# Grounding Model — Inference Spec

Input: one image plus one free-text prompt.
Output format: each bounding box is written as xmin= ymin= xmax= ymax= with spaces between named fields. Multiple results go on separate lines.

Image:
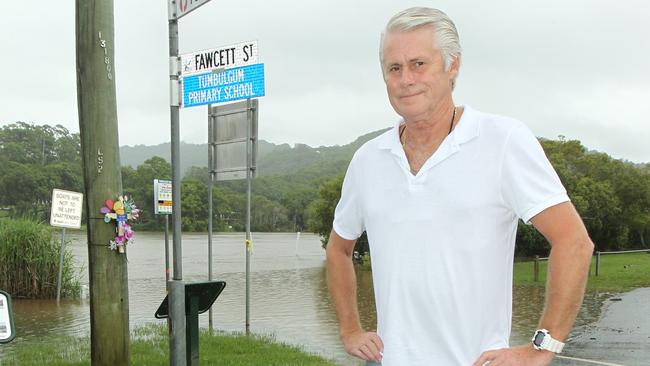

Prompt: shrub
xmin=0 ymin=219 xmax=80 ymax=298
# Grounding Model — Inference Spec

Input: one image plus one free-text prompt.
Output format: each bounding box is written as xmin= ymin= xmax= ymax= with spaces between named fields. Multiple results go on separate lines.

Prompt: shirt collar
xmin=377 ymin=105 xmax=480 ymax=152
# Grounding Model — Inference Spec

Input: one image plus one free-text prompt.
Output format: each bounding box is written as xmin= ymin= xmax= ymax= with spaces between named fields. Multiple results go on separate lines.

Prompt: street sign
xmin=0 ymin=291 xmax=16 ymax=344
xmin=170 ymin=0 xmax=212 ymax=20
xmin=181 ymin=41 xmax=258 ymax=76
xmin=209 ymin=99 xmax=258 ymax=181
xmin=154 ymin=179 xmax=173 ymax=215
xmin=183 ymin=63 xmax=265 ymax=108
xmin=155 ymin=281 xmax=227 ymax=365
xmin=50 ymin=189 xmax=84 ymax=229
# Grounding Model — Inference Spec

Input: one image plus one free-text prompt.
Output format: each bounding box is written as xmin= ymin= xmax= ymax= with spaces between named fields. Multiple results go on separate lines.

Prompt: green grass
xmin=514 ymin=252 xmax=650 ymax=290
xmin=1 ymin=324 xmax=338 ymax=366
xmin=361 ymin=252 xmax=650 ymax=291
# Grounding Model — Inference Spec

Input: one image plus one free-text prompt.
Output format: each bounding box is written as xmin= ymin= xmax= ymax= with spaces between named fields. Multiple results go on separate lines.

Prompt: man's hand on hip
xmin=473 ymin=344 xmax=555 ymax=366
xmin=341 ymin=330 xmax=384 ymax=363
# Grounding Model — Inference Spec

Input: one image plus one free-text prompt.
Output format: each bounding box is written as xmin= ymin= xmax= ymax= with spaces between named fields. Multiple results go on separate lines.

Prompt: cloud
xmin=1 ymin=0 xmax=649 ymax=163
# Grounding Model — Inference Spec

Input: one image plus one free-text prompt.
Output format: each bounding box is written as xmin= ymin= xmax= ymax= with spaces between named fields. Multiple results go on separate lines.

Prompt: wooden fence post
xmin=534 ymin=255 xmax=540 ymax=282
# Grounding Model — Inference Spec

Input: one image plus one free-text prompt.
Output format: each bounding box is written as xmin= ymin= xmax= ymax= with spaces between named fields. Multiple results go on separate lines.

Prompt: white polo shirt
xmin=333 ymin=106 xmax=569 ymax=365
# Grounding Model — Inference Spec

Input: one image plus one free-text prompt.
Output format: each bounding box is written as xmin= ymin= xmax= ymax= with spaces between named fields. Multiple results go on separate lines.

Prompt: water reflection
xmin=9 ymin=298 xmax=90 ymax=339
xmin=0 ymin=232 xmax=618 ymax=366
xmin=355 ymin=267 xmax=377 ymax=334
xmin=510 ymin=286 xmax=614 ymax=345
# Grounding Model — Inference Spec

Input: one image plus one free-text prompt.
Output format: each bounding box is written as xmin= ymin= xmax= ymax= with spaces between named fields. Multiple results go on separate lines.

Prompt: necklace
xmin=400 ymin=107 xmax=456 ymax=175
xmin=399 ymin=106 xmax=456 ymax=148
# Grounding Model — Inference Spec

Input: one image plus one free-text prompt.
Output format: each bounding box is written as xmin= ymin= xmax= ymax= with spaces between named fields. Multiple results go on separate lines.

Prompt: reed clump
xmin=0 ymin=219 xmax=80 ymax=298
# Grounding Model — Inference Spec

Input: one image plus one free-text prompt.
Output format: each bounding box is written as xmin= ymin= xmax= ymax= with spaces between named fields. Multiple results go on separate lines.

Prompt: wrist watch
xmin=531 ymin=329 xmax=564 ymax=353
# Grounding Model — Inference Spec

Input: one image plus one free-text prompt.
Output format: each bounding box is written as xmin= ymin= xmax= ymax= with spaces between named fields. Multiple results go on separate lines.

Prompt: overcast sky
xmin=2 ymin=1 xmax=649 ymax=162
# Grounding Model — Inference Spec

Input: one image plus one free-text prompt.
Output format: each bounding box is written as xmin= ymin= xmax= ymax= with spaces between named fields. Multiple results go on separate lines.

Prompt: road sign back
xmin=170 ymin=0 xmax=212 ymax=20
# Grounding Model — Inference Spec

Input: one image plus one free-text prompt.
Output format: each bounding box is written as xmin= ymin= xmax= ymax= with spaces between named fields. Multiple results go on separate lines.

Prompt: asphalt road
xmin=554 ymin=287 xmax=650 ymax=366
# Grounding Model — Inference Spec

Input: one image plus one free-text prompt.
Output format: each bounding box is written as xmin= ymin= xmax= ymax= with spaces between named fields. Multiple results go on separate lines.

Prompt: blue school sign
xmin=182 ymin=63 xmax=265 ymax=108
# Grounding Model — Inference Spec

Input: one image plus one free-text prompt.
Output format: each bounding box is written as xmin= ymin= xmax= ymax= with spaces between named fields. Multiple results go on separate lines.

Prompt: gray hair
xmin=380 ymin=7 xmax=462 ymax=88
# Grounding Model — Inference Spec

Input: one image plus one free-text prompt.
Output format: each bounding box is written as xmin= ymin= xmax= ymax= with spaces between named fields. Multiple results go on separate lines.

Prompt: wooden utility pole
xmin=76 ymin=1 xmax=130 ymax=365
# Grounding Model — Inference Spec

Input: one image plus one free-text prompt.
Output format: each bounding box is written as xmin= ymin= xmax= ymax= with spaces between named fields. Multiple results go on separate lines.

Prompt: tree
xmin=307 ymin=175 xmax=343 ymax=247
xmin=307 ymin=174 xmax=369 ymax=254
xmin=571 ymin=177 xmax=623 ymax=250
xmin=212 ymin=185 xmax=241 ymax=231
xmin=181 ymin=179 xmax=208 ymax=232
xmin=3 ymin=121 xmax=650 ymax=251
xmin=282 ymin=187 xmax=315 ymax=231
xmin=515 ymin=222 xmax=547 ymax=257
xmin=184 ymin=166 xmax=209 ymax=185
xmin=0 ymin=122 xmax=79 ymax=166
xmin=0 ymin=122 xmax=83 ymax=221
xmin=121 ymin=156 xmax=171 ymax=229
xmin=251 ymin=194 xmax=289 ymax=232
xmin=0 ymin=162 xmax=48 ymax=218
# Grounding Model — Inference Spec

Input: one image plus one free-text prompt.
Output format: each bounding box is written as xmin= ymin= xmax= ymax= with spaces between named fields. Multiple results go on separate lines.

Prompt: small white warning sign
xmin=50 ymin=189 xmax=84 ymax=229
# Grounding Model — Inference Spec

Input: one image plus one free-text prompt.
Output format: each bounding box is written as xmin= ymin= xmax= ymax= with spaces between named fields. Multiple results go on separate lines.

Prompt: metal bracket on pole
xmin=169 ymin=56 xmax=181 ymax=77
xmin=170 ymin=80 xmax=181 ymax=107
xmin=169 ymin=56 xmax=181 ymax=107
xmin=168 ymin=0 xmax=177 ymax=20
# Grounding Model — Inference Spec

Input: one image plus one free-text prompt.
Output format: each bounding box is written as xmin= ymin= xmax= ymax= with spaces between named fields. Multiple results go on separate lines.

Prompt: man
xmin=326 ymin=7 xmax=593 ymax=366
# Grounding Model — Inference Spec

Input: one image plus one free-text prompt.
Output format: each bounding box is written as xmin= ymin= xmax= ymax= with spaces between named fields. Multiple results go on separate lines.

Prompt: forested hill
xmin=119 ymin=128 xmax=390 ymax=177
xmin=4 ymin=121 xmax=650 ymax=255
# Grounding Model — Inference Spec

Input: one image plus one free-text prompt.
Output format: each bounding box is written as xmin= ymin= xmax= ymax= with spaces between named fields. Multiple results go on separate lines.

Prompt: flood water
xmin=1 ymin=232 xmax=615 ymax=365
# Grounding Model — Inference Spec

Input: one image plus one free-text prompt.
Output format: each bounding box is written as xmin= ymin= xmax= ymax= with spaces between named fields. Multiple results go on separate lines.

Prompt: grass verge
xmin=514 ymin=252 xmax=650 ymax=290
xmin=1 ymin=324 xmax=338 ymax=366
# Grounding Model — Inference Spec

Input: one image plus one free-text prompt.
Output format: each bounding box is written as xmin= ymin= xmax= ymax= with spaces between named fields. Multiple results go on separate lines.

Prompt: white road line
xmin=557 ymin=355 xmax=627 ymax=366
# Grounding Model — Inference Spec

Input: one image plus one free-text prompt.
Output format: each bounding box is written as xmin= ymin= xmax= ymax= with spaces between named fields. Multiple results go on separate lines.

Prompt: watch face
xmin=533 ymin=331 xmax=545 ymax=347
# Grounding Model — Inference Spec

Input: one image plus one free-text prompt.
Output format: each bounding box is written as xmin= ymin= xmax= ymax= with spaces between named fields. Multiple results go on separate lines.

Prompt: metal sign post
xmin=168 ymin=0 xmax=266 ymax=357
xmin=209 ymin=99 xmax=258 ymax=334
xmin=165 ymin=216 xmax=171 ymax=280
xmin=244 ymin=99 xmax=254 ymax=335
xmin=56 ymin=228 xmax=66 ymax=302
xmin=207 ymin=121 xmax=215 ymax=332
xmin=182 ymin=41 xmax=263 ymax=332
xmin=167 ymin=1 xmax=189 ymax=363
xmin=49 ymin=189 xmax=83 ymax=303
